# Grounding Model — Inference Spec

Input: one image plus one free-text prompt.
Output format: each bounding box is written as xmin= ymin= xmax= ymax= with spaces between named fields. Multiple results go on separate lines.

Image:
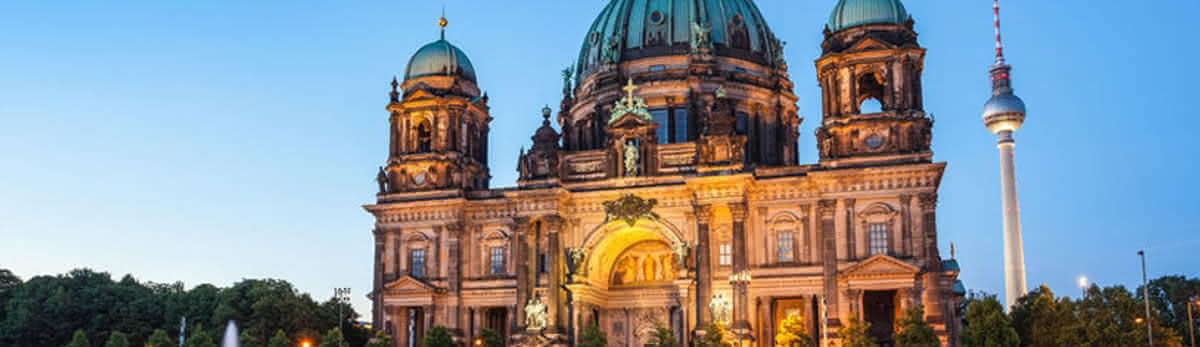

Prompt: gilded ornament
xmin=603 ymin=194 xmax=660 ymax=227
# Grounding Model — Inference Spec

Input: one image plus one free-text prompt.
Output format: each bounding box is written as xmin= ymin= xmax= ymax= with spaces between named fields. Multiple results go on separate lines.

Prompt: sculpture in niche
xmin=525 ymin=296 xmax=548 ymax=331
xmin=610 ymin=241 xmax=677 ymax=286
xmin=672 ymin=241 xmax=690 ymax=268
xmin=624 ymin=141 xmax=639 ymax=176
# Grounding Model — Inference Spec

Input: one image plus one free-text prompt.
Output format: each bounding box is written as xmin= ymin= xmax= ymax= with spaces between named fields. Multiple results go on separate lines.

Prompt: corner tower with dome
xmin=365 ymin=2 xmax=963 ymax=346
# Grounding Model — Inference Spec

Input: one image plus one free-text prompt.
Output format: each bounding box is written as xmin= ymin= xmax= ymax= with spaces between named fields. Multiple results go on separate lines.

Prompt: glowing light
xmin=1077 ymin=276 xmax=1088 ymax=289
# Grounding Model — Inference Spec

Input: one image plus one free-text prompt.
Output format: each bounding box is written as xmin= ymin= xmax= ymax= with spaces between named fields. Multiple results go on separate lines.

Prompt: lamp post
xmin=1077 ymin=276 xmax=1088 ymax=298
xmin=1138 ymin=250 xmax=1152 ymax=346
xmin=335 ymin=288 xmax=352 ymax=336
xmin=1188 ymin=297 xmax=1196 ymax=347
xmin=728 ymin=270 xmax=752 ymax=347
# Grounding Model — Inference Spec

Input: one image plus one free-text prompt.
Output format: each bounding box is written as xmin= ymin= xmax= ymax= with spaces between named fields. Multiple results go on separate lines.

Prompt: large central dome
xmin=576 ymin=0 xmax=780 ymax=81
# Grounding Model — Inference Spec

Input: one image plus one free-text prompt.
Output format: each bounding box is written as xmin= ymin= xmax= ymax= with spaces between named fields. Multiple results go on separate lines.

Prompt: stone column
xmin=694 ymin=204 xmax=714 ymax=329
xmin=545 ymin=216 xmax=566 ymax=333
xmin=918 ymin=193 xmax=940 ymax=268
xmin=512 ymin=217 xmax=532 ymax=332
xmin=817 ymin=200 xmax=839 ymax=320
xmin=900 ymin=194 xmax=913 ymax=257
xmin=730 ymin=202 xmax=751 ymax=331
xmin=374 ymin=229 xmax=385 ymax=328
xmin=844 ymin=199 xmax=856 ymax=259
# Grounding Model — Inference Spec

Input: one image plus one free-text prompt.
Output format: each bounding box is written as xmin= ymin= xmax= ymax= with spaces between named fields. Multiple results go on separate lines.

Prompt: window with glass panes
xmin=719 ymin=243 xmax=732 ymax=266
xmin=489 ymin=247 xmax=505 ymax=275
xmin=652 ymin=108 xmax=692 ymax=144
xmin=869 ymin=224 xmax=889 ymax=255
xmin=777 ymin=231 xmax=795 ymax=262
xmin=410 ymin=249 xmax=426 ymax=278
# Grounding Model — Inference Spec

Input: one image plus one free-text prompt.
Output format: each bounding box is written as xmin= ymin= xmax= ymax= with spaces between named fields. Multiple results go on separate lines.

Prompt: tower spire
xmin=438 ymin=6 xmax=448 ymax=40
xmin=993 ymin=0 xmax=1004 ymax=64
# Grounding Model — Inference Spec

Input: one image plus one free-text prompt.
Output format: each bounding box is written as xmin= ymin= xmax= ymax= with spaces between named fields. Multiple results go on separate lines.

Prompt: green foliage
xmin=1004 ymin=283 xmax=1186 ymax=347
xmin=578 ymin=324 xmax=608 ymax=347
xmin=64 ymin=329 xmax=90 ymax=347
xmin=694 ymin=322 xmax=729 ymax=347
xmin=185 ymin=329 xmax=217 ymax=347
xmin=837 ymin=313 xmax=876 ymax=347
xmin=894 ymin=306 xmax=938 ymax=347
xmin=240 ymin=328 xmax=262 ymax=347
xmin=421 ymin=325 xmax=455 ymax=347
xmin=479 ymin=328 xmax=504 ymax=347
xmin=147 ymin=329 xmax=175 ymax=347
xmin=267 ymin=329 xmax=290 ymax=347
xmin=774 ymin=312 xmax=814 ymax=347
xmin=647 ymin=325 xmax=680 ymax=347
xmin=1140 ymin=275 xmax=1200 ymax=344
xmin=318 ymin=327 xmax=347 ymax=347
xmin=0 ymin=268 xmax=368 ymax=347
xmin=104 ymin=331 xmax=131 ymax=347
xmin=960 ymin=293 xmax=1018 ymax=347
xmin=366 ymin=329 xmax=394 ymax=347
xmin=1009 ymin=285 xmax=1081 ymax=347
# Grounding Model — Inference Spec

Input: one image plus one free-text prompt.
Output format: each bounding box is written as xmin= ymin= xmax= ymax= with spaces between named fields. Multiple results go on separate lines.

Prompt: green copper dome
xmin=576 ymin=0 xmax=783 ymax=81
xmin=404 ymin=39 xmax=477 ymax=83
xmin=826 ymin=0 xmax=910 ymax=33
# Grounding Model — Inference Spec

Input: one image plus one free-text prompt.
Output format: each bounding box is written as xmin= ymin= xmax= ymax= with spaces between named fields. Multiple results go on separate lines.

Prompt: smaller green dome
xmin=404 ymin=39 xmax=477 ymax=83
xmin=827 ymin=0 xmax=910 ymax=33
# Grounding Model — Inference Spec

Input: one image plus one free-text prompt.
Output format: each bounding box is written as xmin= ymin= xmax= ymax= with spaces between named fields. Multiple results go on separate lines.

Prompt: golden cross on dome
xmin=622 ymin=78 xmax=638 ymax=108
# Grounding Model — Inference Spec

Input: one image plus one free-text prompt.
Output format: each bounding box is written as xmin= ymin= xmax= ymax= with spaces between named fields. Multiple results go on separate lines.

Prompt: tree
xmin=318 ymin=327 xmax=347 ymax=347
xmin=578 ymin=324 xmax=608 ymax=347
xmin=104 ymin=331 xmax=130 ymax=347
xmin=961 ymin=293 xmax=1019 ymax=347
xmin=366 ymin=329 xmax=393 ymax=347
xmin=64 ymin=329 xmax=90 ymax=347
xmin=240 ymin=328 xmax=262 ymax=347
xmin=837 ymin=314 xmax=876 ymax=347
xmin=1078 ymin=284 xmax=1183 ymax=347
xmin=479 ymin=328 xmax=504 ymax=347
xmin=894 ymin=306 xmax=938 ymax=347
xmin=1009 ymin=285 xmax=1081 ymax=347
xmin=147 ymin=329 xmax=175 ymax=347
xmin=267 ymin=329 xmax=290 ymax=347
xmin=1141 ymin=275 xmax=1200 ymax=343
xmin=775 ymin=313 xmax=815 ymax=347
xmin=185 ymin=329 xmax=217 ymax=347
xmin=694 ymin=322 xmax=729 ymax=347
xmin=421 ymin=325 xmax=454 ymax=347
xmin=647 ymin=325 xmax=680 ymax=347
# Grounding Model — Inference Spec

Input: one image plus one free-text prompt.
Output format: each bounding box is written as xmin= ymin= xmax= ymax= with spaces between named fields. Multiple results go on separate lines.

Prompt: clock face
xmin=865 ymin=135 xmax=884 ymax=149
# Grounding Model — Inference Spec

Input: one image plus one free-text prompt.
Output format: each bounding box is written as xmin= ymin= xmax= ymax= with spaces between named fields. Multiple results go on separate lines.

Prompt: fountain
xmin=221 ymin=320 xmax=239 ymax=347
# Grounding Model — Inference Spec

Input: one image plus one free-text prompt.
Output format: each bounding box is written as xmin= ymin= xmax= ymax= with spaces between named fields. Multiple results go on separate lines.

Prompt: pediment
xmin=841 ymin=254 xmax=919 ymax=279
xmin=846 ymin=36 xmax=896 ymax=53
xmin=608 ymin=112 xmax=658 ymax=129
xmin=403 ymin=88 xmax=437 ymax=101
xmin=383 ymin=276 xmax=437 ymax=293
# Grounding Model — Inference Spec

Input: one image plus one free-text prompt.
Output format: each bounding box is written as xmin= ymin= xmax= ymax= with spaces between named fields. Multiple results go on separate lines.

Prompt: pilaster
xmin=817 ymin=199 xmax=839 ymax=319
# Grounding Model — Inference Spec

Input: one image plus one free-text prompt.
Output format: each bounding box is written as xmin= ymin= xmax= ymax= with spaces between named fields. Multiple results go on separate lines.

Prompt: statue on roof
xmin=608 ymin=78 xmax=652 ymax=124
xmin=690 ymin=22 xmax=712 ymax=53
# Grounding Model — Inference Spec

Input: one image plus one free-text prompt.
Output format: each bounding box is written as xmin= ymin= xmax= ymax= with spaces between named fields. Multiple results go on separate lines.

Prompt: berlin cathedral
xmin=365 ymin=0 xmax=965 ymax=346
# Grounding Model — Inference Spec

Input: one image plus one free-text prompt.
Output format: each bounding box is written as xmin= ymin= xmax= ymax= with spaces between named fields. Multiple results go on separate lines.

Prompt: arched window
xmin=857 ymin=73 xmax=886 ymax=113
xmin=415 ymin=121 xmax=432 ymax=153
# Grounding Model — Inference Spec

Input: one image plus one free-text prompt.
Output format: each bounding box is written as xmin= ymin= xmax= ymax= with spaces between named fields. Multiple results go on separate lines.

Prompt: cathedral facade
xmin=365 ymin=1 xmax=964 ymax=346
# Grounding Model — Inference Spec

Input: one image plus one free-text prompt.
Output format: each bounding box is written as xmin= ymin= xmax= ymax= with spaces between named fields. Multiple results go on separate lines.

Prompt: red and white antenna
xmin=993 ymin=0 xmax=1005 ymax=63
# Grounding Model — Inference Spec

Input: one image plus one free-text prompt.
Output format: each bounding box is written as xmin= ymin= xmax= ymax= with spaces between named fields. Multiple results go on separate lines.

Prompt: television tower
xmin=982 ymin=0 xmax=1028 ymax=309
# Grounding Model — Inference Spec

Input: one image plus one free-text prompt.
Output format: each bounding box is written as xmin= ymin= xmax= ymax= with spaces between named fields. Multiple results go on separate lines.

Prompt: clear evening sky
xmin=2 ymin=1 xmax=1196 ymax=316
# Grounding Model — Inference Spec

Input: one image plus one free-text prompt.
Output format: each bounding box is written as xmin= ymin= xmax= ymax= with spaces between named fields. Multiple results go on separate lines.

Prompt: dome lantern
xmin=826 ymin=0 xmax=911 ymax=33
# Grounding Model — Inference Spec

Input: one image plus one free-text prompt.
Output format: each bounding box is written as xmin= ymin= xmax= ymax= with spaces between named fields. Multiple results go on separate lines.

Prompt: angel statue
xmin=624 ymin=141 xmax=640 ymax=176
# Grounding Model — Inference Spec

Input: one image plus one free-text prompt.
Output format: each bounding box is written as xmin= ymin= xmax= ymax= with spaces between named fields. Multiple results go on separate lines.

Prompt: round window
xmin=865 ymin=135 xmax=884 ymax=149
xmin=649 ymin=11 xmax=665 ymax=25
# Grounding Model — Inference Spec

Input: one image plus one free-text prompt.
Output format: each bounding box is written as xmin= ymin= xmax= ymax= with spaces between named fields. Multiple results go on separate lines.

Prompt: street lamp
xmin=300 ymin=340 xmax=313 ymax=347
xmin=728 ymin=270 xmax=753 ymax=347
xmin=1138 ymin=250 xmax=1153 ymax=346
xmin=334 ymin=288 xmax=352 ymax=336
xmin=1077 ymin=276 xmax=1088 ymax=298
xmin=1187 ymin=297 xmax=1197 ymax=347
xmin=474 ymin=337 xmax=484 ymax=347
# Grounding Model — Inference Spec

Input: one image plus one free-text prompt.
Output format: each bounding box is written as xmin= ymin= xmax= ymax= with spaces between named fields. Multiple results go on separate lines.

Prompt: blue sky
xmin=1 ymin=1 xmax=1197 ymax=316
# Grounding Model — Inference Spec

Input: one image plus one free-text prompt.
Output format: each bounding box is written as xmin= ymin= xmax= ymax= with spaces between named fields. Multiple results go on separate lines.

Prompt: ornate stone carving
xmin=624 ymin=141 xmax=640 ymax=176
xmin=603 ymin=194 xmax=660 ymax=227
xmin=376 ymin=166 xmax=390 ymax=194
xmin=673 ymin=241 xmax=691 ymax=268
xmin=690 ymin=22 xmax=712 ymax=53
xmin=524 ymin=295 xmax=548 ymax=331
xmin=918 ymin=193 xmax=938 ymax=211
xmin=709 ymin=292 xmax=731 ymax=324
xmin=609 ymin=78 xmax=652 ymax=124
xmin=817 ymin=200 xmax=838 ymax=217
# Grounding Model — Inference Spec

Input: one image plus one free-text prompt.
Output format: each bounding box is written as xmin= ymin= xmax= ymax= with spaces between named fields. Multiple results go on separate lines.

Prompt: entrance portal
xmin=863 ymin=290 xmax=896 ymax=347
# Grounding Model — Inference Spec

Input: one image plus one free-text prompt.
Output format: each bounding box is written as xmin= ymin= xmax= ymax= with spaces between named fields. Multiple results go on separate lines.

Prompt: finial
xmin=438 ymin=6 xmax=448 ymax=40
xmin=389 ymin=76 xmax=400 ymax=102
xmin=622 ymin=78 xmax=638 ymax=108
xmin=993 ymin=0 xmax=1005 ymax=64
xmin=951 ymin=241 xmax=956 ymax=259
xmin=542 ymin=105 xmax=552 ymax=120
